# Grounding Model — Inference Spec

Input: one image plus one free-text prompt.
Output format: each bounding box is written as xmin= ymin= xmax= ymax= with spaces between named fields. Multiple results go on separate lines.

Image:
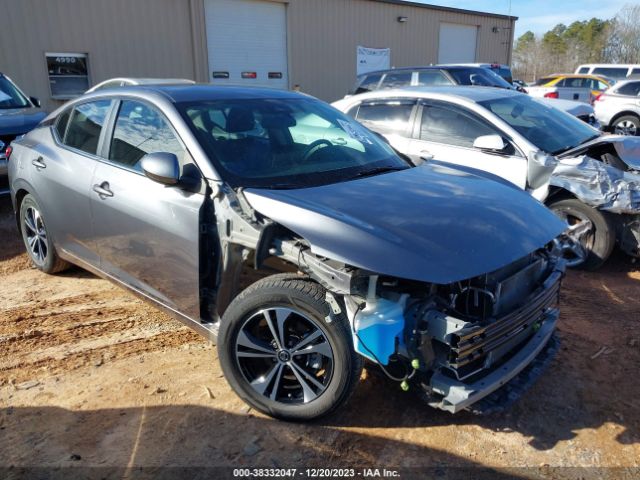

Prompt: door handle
xmin=93 ymin=182 xmax=114 ymax=198
xmin=32 ymin=157 xmax=46 ymax=170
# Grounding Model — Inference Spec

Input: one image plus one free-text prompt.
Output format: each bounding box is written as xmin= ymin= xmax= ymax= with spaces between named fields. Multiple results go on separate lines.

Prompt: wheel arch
xmin=609 ymin=110 xmax=640 ymax=128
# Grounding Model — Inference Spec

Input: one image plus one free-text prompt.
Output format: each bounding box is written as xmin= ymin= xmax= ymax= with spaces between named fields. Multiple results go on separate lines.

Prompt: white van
xmin=575 ymin=64 xmax=640 ymax=80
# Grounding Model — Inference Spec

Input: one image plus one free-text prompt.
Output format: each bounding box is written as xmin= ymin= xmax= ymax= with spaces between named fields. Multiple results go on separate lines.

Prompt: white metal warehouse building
xmin=0 ymin=0 xmax=516 ymax=111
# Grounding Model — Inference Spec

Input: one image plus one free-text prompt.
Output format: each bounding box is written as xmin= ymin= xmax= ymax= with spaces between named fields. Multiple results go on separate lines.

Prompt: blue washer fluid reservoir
xmin=354 ymin=293 xmax=408 ymax=365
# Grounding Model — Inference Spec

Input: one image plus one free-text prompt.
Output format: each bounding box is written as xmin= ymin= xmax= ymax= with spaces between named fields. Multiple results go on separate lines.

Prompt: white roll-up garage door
xmin=204 ymin=0 xmax=289 ymax=89
xmin=438 ymin=23 xmax=478 ymax=64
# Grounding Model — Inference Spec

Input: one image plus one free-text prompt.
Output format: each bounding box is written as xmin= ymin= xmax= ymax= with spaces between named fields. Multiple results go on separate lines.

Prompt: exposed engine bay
xmin=207 ymin=182 xmax=566 ymax=413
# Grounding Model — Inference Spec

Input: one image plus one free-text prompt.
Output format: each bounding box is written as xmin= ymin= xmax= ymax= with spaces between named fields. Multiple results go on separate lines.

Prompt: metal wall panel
xmin=0 ymin=0 xmax=515 ymax=109
xmin=285 ymin=0 xmax=515 ymax=101
xmin=0 ymin=0 xmax=201 ymax=112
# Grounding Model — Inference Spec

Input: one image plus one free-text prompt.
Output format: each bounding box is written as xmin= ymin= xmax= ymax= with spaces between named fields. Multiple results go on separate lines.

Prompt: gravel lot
xmin=1 ymin=195 xmax=639 ymax=479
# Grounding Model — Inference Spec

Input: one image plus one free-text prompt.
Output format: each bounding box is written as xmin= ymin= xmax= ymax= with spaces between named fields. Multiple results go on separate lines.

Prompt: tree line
xmin=513 ymin=3 xmax=640 ymax=82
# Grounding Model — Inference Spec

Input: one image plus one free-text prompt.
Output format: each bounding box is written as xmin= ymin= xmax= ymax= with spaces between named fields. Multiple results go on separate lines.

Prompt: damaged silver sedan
xmin=8 ymin=85 xmax=566 ymax=420
xmin=334 ymin=87 xmax=640 ymax=269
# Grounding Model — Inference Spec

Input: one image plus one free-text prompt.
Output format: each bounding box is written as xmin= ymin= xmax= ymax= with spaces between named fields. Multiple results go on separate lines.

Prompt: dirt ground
xmin=1 ymin=194 xmax=639 ymax=480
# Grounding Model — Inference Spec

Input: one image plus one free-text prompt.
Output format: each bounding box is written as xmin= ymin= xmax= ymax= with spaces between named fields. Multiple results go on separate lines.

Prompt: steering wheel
xmin=301 ymin=139 xmax=334 ymax=162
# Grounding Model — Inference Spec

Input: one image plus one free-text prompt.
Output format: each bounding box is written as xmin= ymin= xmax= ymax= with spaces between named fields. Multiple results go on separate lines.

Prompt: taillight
xmin=4 ymin=146 xmax=12 ymax=161
xmin=594 ymin=93 xmax=605 ymax=102
xmin=544 ymin=92 xmax=559 ymax=99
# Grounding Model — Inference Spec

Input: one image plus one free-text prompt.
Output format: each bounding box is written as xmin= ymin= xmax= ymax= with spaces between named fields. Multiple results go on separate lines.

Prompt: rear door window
xmin=417 ymin=70 xmax=453 ymax=86
xmin=380 ymin=72 xmax=412 ymax=89
xmin=577 ymin=67 xmax=590 ymax=74
xmin=63 ymin=100 xmax=112 ymax=155
xmin=593 ymin=67 xmax=628 ymax=79
xmin=356 ymin=101 xmax=415 ymax=135
xmin=108 ymin=100 xmax=186 ymax=171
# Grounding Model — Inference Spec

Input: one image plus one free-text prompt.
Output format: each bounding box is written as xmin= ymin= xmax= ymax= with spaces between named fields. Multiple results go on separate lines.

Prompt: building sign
xmin=357 ymin=46 xmax=390 ymax=76
xmin=45 ymin=53 xmax=89 ymax=99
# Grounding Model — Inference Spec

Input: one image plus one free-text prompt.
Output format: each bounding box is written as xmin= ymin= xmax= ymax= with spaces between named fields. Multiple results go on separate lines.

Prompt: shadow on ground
xmin=0 ymin=405 xmax=530 ymax=480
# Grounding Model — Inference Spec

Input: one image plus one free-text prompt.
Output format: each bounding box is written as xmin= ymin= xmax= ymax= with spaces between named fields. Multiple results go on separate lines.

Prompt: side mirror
xmin=140 ymin=152 xmax=180 ymax=186
xmin=30 ymin=97 xmax=41 ymax=108
xmin=473 ymin=134 xmax=507 ymax=152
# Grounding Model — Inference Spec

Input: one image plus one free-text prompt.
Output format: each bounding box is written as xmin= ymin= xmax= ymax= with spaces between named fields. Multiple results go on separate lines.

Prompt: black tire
xmin=612 ymin=114 xmax=639 ymax=136
xmin=218 ymin=273 xmax=363 ymax=421
xmin=547 ymin=198 xmax=615 ymax=270
xmin=19 ymin=194 xmax=69 ymax=274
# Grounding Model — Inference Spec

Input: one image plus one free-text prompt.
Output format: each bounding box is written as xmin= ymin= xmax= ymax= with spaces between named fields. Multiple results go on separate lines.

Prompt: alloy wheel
xmin=234 ymin=307 xmax=334 ymax=404
xmin=555 ymin=211 xmax=594 ymax=267
xmin=614 ymin=119 xmax=638 ymax=136
xmin=23 ymin=206 xmax=48 ymax=265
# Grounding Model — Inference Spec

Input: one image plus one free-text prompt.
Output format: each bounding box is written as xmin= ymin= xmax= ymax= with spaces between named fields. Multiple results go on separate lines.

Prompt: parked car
xmin=548 ymin=98 xmax=599 ymax=128
xmin=593 ymin=79 xmax=640 ymax=136
xmin=527 ymin=74 xmax=611 ymax=104
xmin=0 ymin=73 xmax=46 ymax=180
xmin=576 ymin=64 xmax=640 ymax=81
xmin=333 ymin=87 xmax=640 ymax=269
xmin=439 ymin=63 xmax=513 ymax=84
xmin=8 ymin=85 xmax=567 ymax=420
xmin=350 ymin=66 xmax=515 ymax=95
xmin=86 ymin=77 xmax=195 ymax=93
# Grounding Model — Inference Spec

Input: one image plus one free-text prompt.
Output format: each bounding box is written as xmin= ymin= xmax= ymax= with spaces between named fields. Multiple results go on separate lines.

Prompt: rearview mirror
xmin=473 ymin=134 xmax=507 ymax=152
xmin=30 ymin=97 xmax=41 ymax=108
xmin=141 ymin=152 xmax=180 ymax=186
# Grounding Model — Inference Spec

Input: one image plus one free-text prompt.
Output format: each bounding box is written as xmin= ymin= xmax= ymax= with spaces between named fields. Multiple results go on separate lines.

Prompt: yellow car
xmin=527 ymin=74 xmax=612 ymax=104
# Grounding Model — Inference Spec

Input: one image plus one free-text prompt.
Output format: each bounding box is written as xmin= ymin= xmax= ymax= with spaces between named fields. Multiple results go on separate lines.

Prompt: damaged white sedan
xmin=334 ymin=87 xmax=640 ymax=269
xmin=9 ymin=85 xmax=567 ymax=420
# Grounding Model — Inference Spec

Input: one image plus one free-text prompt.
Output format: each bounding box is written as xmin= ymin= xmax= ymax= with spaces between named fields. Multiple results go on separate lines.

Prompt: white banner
xmin=357 ymin=46 xmax=391 ymax=76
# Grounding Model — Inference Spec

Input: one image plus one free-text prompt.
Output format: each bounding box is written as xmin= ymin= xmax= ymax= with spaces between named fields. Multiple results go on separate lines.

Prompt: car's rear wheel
xmin=218 ymin=274 xmax=362 ymax=421
xmin=547 ymin=198 xmax=615 ymax=270
xmin=612 ymin=115 xmax=639 ymax=136
xmin=19 ymin=194 xmax=69 ymax=274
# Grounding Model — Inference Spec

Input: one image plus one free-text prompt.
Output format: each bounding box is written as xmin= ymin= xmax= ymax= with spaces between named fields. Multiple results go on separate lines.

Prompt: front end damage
xmin=267 ymin=231 xmax=564 ymax=414
xmin=552 ymin=136 xmax=640 ymax=257
xmin=207 ymin=164 xmax=568 ymax=414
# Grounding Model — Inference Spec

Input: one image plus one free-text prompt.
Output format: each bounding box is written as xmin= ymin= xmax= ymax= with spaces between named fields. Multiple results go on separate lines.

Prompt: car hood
xmin=0 ymin=107 xmax=46 ymax=136
xmin=244 ymin=164 xmax=565 ymax=284
xmin=559 ymin=135 xmax=640 ymax=170
xmin=539 ymin=98 xmax=593 ymax=117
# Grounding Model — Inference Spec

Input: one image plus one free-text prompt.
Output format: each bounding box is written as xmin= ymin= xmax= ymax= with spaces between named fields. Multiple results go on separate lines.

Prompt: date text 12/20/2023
xmin=233 ymin=468 xmax=400 ymax=478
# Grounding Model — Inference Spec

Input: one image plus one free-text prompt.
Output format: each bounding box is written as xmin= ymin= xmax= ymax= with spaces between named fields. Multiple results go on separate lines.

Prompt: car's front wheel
xmin=547 ymin=198 xmax=615 ymax=270
xmin=19 ymin=194 xmax=69 ymax=274
xmin=218 ymin=274 xmax=362 ymax=421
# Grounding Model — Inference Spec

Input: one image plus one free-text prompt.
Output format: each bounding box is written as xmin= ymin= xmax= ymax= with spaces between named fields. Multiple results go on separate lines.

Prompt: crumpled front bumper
xmin=427 ymin=309 xmax=559 ymax=413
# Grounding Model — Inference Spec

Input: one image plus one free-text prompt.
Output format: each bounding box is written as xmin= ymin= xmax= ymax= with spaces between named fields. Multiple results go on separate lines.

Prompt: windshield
xmin=479 ymin=95 xmax=599 ymax=154
xmin=179 ymin=97 xmax=409 ymax=189
xmin=447 ymin=68 xmax=514 ymax=89
xmin=0 ymin=76 xmax=30 ymax=109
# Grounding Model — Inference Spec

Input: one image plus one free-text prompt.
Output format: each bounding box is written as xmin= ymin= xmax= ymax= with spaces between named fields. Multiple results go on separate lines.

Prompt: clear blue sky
xmin=405 ymin=0 xmax=630 ymax=38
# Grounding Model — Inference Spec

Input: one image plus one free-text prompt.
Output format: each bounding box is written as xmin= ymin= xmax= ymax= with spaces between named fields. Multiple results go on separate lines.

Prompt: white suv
xmin=594 ymin=79 xmax=640 ymax=136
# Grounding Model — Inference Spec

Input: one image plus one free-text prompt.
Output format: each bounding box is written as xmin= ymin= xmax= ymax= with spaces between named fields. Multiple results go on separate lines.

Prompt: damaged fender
xmin=551 ymin=156 xmax=640 ymax=214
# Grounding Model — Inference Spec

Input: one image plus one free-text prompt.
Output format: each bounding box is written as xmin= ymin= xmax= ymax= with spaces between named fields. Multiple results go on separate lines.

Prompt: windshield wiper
xmin=350 ymin=165 xmax=408 ymax=179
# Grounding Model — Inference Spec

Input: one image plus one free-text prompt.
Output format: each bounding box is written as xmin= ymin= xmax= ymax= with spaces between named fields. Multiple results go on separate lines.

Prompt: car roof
xmin=544 ymin=73 xmax=608 ymax=80
xmin=346 ymin=85 xmax=518 ymax=103
xmin=359 ymin=65 xmax=488 ymax=77
xmin=99 ymin=84 xmax=306 ymax=103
